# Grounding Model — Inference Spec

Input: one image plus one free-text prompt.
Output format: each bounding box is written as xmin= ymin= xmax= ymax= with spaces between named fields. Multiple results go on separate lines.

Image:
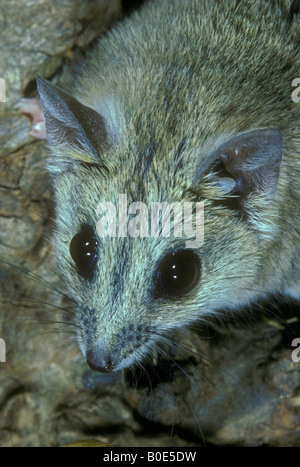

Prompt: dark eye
xmin=70 ymin=225 xmax=98 ymax=279
xmin=156 ymin=250 xmax=201 ymax=298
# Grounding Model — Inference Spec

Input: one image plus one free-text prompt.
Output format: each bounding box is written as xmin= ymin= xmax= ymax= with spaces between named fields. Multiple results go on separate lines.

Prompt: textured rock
xmin=0 ymin=0 xmax=121 ymax=107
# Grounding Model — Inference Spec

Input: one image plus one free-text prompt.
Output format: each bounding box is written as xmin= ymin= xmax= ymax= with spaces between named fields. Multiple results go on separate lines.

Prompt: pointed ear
xmin=196 ymin=128 xmax=282 ymax=207
xmin=36 ymin=76 xmax=109 ymax=173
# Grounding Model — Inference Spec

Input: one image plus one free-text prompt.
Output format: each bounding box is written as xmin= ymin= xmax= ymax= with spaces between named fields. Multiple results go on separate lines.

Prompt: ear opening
xmin=195 ymin=128 xmax=283 ymax=236
xmin=197 ymin=128 xmax=282 ymax=201
xmin=206 ymin=158 xmax=242 ymax=211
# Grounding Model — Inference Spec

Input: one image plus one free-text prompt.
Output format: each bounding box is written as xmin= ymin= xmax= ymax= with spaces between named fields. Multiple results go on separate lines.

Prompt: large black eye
xmin=70 ymin=225 xmax=98 ymax=279
xmin=156 ymin=250 xmax=201 ymax=298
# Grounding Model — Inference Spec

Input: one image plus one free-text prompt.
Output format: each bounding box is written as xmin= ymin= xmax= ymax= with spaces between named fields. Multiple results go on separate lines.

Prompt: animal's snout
xmin=86 ymin=350 xmax=115 ymax=373
xmin=84 ymin=322 xmax=154 ymax=372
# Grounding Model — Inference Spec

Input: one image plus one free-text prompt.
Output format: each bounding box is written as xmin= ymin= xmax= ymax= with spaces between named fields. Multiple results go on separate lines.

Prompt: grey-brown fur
xmin=37 ymin=0 xmax=300 ymax=372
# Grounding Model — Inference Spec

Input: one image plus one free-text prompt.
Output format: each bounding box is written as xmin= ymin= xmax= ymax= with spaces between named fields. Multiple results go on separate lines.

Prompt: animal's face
xmin=36 ymin=74 xmax=282 ymax=372
xmin=50 ymin=141 xmax=273 ymax=372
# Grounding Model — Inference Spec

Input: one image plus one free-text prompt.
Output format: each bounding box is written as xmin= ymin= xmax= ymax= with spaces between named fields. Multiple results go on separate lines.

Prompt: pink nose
xmin=86 ymin=351 xmax=115 ymax=373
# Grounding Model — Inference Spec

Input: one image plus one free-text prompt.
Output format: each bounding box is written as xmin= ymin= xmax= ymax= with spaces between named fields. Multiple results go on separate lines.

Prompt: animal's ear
xmin=36 ymin=76 xmax=109 ymax=173
xmin=196 ymin=128 xmax=282 ymax=206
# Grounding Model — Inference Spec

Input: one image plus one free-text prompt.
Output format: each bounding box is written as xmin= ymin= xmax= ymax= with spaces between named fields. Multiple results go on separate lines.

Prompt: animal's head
xmin=37 ymin=76 xmax=282 ymax=372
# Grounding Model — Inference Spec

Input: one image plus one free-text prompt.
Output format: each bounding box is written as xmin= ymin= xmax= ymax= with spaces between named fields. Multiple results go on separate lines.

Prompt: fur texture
xmin=37 ymin=0 xmax=300 ymax=371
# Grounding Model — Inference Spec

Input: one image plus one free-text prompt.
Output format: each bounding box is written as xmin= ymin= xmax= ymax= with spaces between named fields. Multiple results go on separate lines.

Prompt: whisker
xmin=1 ymin=292 xmax=75 ymax=315
xmin=154 ymin=343 xmax=207 ymax=444
xmin=0 ymin=260 xmax=75 ymax=304
xmin=157 ymin=347 xmax=209 ymax=401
